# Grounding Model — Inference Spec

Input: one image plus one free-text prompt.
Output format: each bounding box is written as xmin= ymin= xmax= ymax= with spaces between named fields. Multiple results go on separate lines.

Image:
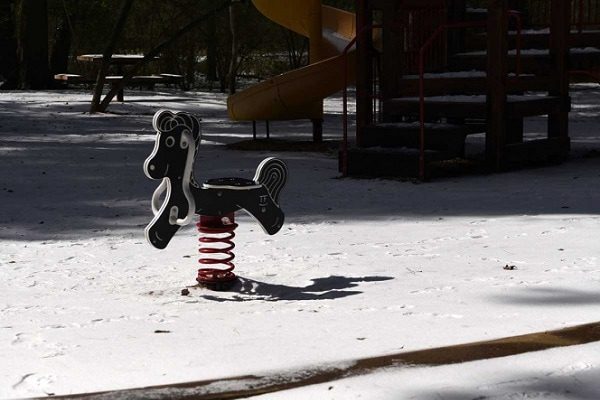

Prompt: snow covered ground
xmin=1 ymin=85 xmax=599 ymax=399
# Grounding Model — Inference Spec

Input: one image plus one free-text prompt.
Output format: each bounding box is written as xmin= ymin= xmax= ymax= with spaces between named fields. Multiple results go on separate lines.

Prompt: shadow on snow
xmin=1 ymin=93 xmax=599 ymax=241
xmin=200 ymin=275 xmax=394 ymax=302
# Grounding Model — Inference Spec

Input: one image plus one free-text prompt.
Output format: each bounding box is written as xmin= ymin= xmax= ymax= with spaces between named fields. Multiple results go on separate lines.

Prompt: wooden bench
xmin=157 ymin=73 xmax=185 ymax=84
xmin=53 ymin=73 xmax=95 ymax=84
xmin=54 ymin=73 xmax=183 ymax=100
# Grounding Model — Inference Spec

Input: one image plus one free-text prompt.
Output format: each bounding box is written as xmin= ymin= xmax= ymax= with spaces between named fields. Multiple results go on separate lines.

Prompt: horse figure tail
xmin=254 ymin=157 xmax=288 ymax=204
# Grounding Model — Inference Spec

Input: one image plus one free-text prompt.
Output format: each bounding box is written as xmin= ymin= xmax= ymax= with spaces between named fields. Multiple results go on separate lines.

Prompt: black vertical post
xmin=447 ymin=0 xmax=466 ymax=56
xmin=116 ymin=64 xmax=124 ymax=102
xmin=17 ymin=0 xmax=50 ymax=89
xmin=548 ymin=0 xmax=570 ymax=153
xmin=486 ymin=0 xmax=508 ymax=170
xmin=311 ymin=118 xmax=323 ymax=143
xmin=355 ymin=0 xmax=371 ymax=147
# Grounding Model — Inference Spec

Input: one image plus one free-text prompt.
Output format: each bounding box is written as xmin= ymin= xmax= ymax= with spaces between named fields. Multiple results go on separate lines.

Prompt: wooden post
xmin=90 ymin=0 xmax=134 ymax=112
xmin=16 ymin=0 xmax=50 ymax=89
xmin=311 ymin=119 xmax=323 ymax=143
xmin=506 ymin=118 xmax=524 ymax=144
xmin=548 ymin=0 xmax=570 ymax=151
xmin=447 ymin=0 xmax=466 ymax=56
xmin=307 ymin=0 xmax=324 ymax=129
xmin=381 ymin=1 xmax=403 ymax=101
xmin=486 ymin=0 xmax=508 ymax=170
xmin=506 ymin=0 xmax=519 ymax=10
xmin=116 ymin=65 xmax=124 ymax=102
xmin=355 ymin=0 xmax=372 ymax=147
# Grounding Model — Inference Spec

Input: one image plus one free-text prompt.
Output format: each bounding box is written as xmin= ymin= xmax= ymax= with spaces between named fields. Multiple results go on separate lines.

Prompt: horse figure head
xmin=144 ymin=110 xmax=201 ymax=181
xmin=143 ymin=110 xmax=288 ymax=252
xmin=143 ymin=110 xmax=201 ymax=248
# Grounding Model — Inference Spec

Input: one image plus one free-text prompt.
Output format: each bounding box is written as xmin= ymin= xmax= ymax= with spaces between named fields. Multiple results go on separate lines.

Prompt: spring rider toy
xmin=143 ymin=110 xmax=287 ymax=290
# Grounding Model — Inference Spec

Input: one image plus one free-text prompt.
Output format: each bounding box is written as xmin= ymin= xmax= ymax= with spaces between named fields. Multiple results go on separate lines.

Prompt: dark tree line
xmin=0 ymin=0 xmax=353 ymax=92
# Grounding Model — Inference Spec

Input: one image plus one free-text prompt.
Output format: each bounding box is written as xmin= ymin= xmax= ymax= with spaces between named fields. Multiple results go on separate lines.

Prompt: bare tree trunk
xmin=284 ymin=29 xmax=308 ymax=69
xmin=0 ymin=0 xmax=18 ymax=88
xmin=50 ymin=2 xmax=76 ymax=83
xmin=206 ymin=16 xmax=218 ymax=82
xmin=89 ymin=0 xmax=134 ymax=113
xmin=227 ymin=2 xmax=238 ymax=95
xmin=15 ymin=0 xmax=49 ymax=89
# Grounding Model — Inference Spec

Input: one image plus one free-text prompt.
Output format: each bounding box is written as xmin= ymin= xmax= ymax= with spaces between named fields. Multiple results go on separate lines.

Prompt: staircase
xmin=457 ymin=0 xmax=600 ymax=79
xmin=343 ymin=0 xmax=572 ymax=180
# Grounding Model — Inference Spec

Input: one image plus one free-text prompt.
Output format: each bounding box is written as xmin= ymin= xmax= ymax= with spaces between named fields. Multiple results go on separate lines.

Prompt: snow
xmin=323 ymin=29 xmax=354 ymax=53
xmin=1 ymin=84 xmax=600 ymax=399
xmin=253 ymin=343 xmax=600 ymax=399
xmin=403 ymin=70 xmax=487 ymax=79
xmin=457 ymin=47 xmax=600 ymax=56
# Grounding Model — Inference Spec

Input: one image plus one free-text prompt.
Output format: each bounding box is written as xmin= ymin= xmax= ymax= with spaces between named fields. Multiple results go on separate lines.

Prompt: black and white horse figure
xmin=143 ymin=110 xmax=287 ymax=249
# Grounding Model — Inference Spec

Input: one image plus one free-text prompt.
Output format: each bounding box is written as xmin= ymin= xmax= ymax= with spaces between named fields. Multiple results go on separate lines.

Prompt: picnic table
xmin=54 ymin=54 xmax=182 ymax=101
xmin=76 ymin=53 xmax=149 ymax=65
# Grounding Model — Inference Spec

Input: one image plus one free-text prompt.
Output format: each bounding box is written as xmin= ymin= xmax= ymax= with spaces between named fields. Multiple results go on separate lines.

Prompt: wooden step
xmin=385 ymin=95 xmax=486 ymax=118
xmin=341 ymin=146 xmax=449 ymax=178
xmin=464 ymin=6 xmax=488 ymax=21
xmin=503 ymin=136 xmax=570 ymax=167
xmin=449 ymin=48 xmax=600 ymax=74
xmin=449 ymin=51 xmax=553 ymax=74
xmin=398 ymin=74 xmax=554 ymax=96
xmin=384 ymin=94 xmax=569 ymax=119
xmin=466 ymin=29 xmax=600 ymax=51
xmin=361 ymin=122 xmax=477 ymax=156
xmin=341 ymin=136 xmax=570 ymax=178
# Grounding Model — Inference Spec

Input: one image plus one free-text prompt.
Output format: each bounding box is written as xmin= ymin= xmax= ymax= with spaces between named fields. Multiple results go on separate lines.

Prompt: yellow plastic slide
xmin=226 ymin=0 xmax=356 ymax=121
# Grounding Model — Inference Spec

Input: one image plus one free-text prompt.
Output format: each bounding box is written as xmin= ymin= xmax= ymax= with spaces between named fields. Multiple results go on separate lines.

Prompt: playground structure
xmin=342 ymin=0 xmax=600 ymax=178
xmin=226 ymin=0 xmax=599 ymax=179
xmin=226 ymin=0 xmax=357 ymax=142
xmin=143 ymin=110 xmax=287 ymax=290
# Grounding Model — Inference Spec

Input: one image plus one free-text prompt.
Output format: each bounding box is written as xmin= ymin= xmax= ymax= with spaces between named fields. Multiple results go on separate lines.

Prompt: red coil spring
xmin=196 ymin=213 xmax=238 ymax=289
